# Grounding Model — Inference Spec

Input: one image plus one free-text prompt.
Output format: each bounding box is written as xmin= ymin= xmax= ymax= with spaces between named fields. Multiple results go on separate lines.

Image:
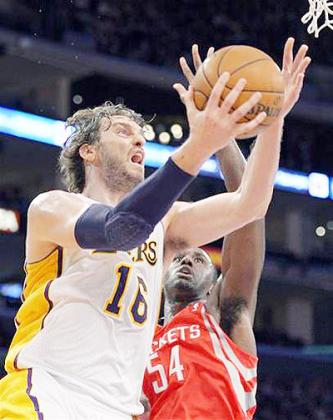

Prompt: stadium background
xmin=0 ymin=1 xmax=332 ymax=418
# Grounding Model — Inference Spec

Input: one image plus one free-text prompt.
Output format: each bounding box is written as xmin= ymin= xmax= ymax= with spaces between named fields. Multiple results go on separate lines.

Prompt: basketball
xmin=192 ymin=45 xmax=285 ymax=137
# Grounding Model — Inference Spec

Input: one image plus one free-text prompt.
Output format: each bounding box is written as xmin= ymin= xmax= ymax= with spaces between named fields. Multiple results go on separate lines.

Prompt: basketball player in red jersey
xmin=142 ymin=39 xmax=311 ymax=420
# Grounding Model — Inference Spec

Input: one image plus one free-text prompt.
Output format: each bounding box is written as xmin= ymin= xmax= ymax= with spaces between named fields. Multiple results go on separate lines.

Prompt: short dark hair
xmin=58 ymin=101 xmax=145 ymax=193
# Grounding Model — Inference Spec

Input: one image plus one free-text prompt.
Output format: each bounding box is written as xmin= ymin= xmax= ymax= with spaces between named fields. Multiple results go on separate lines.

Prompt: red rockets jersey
xmin=143 ymin=302 xmax=258 ymax=420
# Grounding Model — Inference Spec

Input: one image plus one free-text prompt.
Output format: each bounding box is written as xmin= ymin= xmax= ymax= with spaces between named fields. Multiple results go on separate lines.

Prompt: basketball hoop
xmin=301 ymin=0 xmax=333 ymax=37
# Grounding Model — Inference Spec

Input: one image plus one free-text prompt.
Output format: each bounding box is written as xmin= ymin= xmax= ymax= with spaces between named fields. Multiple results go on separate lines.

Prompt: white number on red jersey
xmin=169 ymin=345 xmax=184 ymax=381
xmin=147 ymin=345 xmax=184 ymax=394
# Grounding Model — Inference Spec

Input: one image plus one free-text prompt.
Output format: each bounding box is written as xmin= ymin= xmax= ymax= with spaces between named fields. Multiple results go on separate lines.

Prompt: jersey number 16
xmin=104 ymin=263 xmax=148 ymax=326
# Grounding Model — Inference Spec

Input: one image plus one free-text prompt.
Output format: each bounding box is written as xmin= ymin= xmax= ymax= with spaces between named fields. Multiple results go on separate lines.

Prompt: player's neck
xmin=82 ymin=178 xmax=127 ymax=206
xmin=164 ymin=299 xmax=201 ymax=323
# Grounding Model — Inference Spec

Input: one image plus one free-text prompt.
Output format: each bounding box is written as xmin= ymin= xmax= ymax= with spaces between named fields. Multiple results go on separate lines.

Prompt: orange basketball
xmin=192 ymin=45 xmax=285 ymax=137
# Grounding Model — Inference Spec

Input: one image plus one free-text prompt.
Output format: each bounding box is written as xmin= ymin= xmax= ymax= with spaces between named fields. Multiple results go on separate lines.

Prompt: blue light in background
xmin=0 ymin=106 xmax=66 ymax=147
xmin=308 ymin=172 xmax=330 ymax=199
xmin=0 ymin=283 xmax=22 ymax=299
xmin=275 ymin=169 xmax=309 ymax=194
xmin=0 ymin=106 xmax=331 ymax=200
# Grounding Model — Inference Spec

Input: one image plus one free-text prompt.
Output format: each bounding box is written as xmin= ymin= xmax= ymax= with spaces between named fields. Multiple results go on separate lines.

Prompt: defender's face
xmin=164 ymin=249 xmax=215 ymax=302
xmin=98 ymin=115 xmax=146 ymax=182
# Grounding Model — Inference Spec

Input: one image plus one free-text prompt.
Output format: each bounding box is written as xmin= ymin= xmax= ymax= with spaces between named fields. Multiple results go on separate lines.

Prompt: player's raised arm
xmin=214 ymin=144 xmax=265 ymax=324
xmin=164 ymin=39 xmax=310 ymax=258
xmin=27 ymin=155 xmax=195 ymax=258
xmin=27 ymin=81 xmax=264 ymax=261
xmin=204 ymin=141 xmax=265 ymax=357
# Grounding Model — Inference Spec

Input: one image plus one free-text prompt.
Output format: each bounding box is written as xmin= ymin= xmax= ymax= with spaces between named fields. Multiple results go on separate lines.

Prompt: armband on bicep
xmin=74 ymin=204 xmax=153 ymax=251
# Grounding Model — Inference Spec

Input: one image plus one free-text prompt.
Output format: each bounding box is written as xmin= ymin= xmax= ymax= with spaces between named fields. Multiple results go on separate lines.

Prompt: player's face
xmin=164 ymin=249 xmax=215 ymax=303
xmin=97 ymin=116 xmax=146 ymax=192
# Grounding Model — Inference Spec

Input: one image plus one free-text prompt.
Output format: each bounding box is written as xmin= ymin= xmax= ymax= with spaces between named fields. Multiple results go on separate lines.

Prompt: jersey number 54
xmin=147 ymin=345 xmax=185 ymax=394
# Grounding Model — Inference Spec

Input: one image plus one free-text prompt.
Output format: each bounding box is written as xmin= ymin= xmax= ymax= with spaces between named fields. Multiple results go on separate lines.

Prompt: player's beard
xmin=101 ymin=153 xmax=143 ymax=193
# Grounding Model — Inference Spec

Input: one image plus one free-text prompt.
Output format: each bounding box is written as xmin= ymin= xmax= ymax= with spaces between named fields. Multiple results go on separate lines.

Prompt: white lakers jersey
xmin=5 ymin=197 xmax=164 ymax=418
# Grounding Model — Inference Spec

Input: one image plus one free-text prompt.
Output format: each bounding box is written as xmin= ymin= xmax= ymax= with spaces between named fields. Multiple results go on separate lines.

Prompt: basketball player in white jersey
xmin=0 ymin=39 xmax=309 ymax=419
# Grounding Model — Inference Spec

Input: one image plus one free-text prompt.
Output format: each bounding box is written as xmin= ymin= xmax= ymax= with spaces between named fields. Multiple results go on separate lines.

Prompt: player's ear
xmin=79 ymin=143 xmax=98 ymax=164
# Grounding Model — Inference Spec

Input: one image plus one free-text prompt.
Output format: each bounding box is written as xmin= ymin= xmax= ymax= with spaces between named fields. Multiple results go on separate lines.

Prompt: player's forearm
xmin=238 ymin=119 xmax=284 ymax=217
xmin=215 ymin=141 xmax=246 ymax=192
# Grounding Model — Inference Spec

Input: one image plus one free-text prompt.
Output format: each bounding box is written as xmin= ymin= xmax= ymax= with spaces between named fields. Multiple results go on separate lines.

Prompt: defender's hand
xmin=174 ymin=73 xmax=266 ymax=153
xmin=280 ymin=37 xmax=311 ymax=118
xmin=179 ymin=44 xmax=215 ymax=85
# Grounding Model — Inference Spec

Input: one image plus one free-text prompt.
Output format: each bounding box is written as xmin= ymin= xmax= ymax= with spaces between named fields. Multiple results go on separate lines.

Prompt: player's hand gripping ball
xmin=192 ymin=45 xmax=285 ymax=138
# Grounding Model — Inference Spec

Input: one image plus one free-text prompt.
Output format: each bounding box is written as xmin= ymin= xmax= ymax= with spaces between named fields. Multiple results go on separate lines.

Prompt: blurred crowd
xmin=257 ymin=374 xmax=333 ymax=420
xmin=280 ymin=119 xmax=332 ymax=176
xmin=0 ymin=186 xmax=26 ymax=209
xmin=1 ymin=0 xmax=331 ymax=67
xmin=0 ymin=1 xmax=332 ymax=175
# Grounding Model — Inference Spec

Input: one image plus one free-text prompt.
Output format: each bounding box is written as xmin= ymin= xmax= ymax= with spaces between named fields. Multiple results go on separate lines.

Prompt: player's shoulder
xmin=28 ymin=190 xmax=90 ymax=215
xmin=28 ymin=190 xmax=71 ymax=217
xmin=30 ymin=189 xmax=70 ymax=206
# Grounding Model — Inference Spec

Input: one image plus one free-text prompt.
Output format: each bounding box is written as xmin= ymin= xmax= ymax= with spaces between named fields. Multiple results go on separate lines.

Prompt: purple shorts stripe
xmin=27 ymin=368 xmax=44 ymax=420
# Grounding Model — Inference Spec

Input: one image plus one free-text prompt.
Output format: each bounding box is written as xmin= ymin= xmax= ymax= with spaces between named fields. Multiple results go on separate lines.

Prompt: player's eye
xmin=194 ymin=256 xmax=204 ymax=263
xmin=173 ymin=255 xmax=183 ymax=263
xmin=115 ymin=127 xmax=130 ymax=136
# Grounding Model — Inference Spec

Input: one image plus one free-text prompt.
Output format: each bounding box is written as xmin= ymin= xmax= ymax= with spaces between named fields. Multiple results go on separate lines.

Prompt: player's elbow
xmin=253 ymin=202 xmax=269 ymax=220
xmin=236 ymin=191 xmax=269 ymax=223
xmin=75 ymin=205 xmax=155 ymax=251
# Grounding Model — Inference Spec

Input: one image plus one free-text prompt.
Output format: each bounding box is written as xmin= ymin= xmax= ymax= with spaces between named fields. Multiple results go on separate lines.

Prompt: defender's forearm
xmin=215 ymin=141 xmax=246 ymax=192
xmin=238 ymin=119 xmax=284 ymax=217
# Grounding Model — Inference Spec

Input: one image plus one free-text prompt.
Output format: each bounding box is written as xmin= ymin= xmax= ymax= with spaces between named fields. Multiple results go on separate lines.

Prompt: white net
xmin=301 ymin=0 xmax=333 ymax=37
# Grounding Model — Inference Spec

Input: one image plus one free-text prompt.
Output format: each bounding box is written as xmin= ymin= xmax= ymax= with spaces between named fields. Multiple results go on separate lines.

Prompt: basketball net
xmin=301 ymin=0 xmax=333 ymax=37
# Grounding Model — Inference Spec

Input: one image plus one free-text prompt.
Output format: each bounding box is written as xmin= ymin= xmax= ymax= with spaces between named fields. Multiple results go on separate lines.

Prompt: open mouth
xmin=130 ymin=150 xmax=144 ymax=166
xmin=176 ymin=266 xmax=193 ymax=278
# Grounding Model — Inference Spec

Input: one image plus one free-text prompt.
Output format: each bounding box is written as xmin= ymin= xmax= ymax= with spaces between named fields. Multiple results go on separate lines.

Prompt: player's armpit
xmin=224 ymin=308 xmax=257 ymax=357
xmin=219 ymin=297 xmax=248 ymax=336
xmin=206 ymin=282 xmax=257 ymax=357
xmin=162 ymin=201 xmax=191 ymax=266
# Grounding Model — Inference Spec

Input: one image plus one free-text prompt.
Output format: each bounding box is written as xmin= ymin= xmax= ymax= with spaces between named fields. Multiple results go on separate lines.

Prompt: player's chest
xmin=146 ymin=322 xmax=219 ymax=394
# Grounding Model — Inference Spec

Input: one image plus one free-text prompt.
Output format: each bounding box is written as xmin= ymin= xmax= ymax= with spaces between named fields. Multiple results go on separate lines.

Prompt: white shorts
xmin=0 ymin=368 xmax=136 ymax=420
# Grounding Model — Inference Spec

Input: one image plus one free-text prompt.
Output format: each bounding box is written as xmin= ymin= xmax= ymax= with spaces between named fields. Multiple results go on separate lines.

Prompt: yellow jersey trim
xmin=0 ymin=369 xmax=41 ymax=419
xmin=5 ymin=247 xmax=63 ymax=373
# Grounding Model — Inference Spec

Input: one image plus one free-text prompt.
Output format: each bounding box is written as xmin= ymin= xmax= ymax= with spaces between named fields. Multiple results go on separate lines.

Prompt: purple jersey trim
xmin=41 ymin=247 xmax=63 ymax=329
xmin=13 ymin=353 xmax=19 ymax=369
xmin=57 ymin=246 xmax=63 ymax=277
xmin=41 ymin=281 xmax=54 ymax=329
xmin=27 ymin=368 xmax=44 ymax=420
